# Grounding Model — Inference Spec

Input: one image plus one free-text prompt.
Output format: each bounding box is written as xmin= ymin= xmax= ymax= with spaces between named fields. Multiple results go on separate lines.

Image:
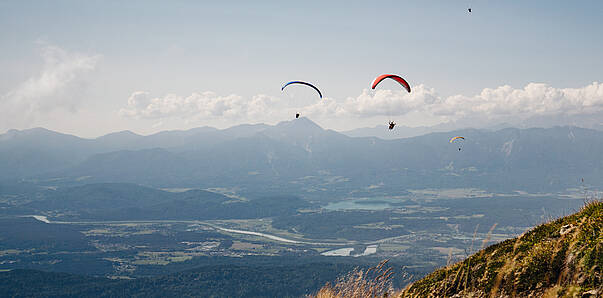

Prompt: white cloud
xmin=428 ymin=82 xmax=603 ymax=127
xmin=0 ymin=45 xmax=101 ymax=127
xmin=119 ymin=91 xmax=283 ymax=121
xmin=341 ymin=85 xmax=440 ymax=117
xmin=341 ymin=82 xmax=603 ymax=120
xmin=121 ymin=82 xmax=603 ymax=129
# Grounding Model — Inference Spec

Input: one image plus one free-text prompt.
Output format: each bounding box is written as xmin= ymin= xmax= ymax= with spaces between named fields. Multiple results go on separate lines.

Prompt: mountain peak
xmin=275 ymin=117 xmax=323 ymax=131
xmin=5 ymin=127 xmax=53 ymax=135
xmin=97 ymin=130 xmax=142 ymax=139
xmin=0 ymin=127 xmax=81 ymax=142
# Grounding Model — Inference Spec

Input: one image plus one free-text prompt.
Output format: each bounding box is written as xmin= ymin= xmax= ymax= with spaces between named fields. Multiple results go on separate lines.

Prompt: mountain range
xmin=1 ymin=118 xmax=601 ymax=195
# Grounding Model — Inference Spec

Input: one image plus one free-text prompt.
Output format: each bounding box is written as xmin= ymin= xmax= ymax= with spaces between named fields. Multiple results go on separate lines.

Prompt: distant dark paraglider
xmin=468 ymin=8 xmax=472 ymax=13
xmin=371 ymin=74 xmax=411 ymax=93
xmin=388 ymin=121 xmax=396 ymax=130
xmin=281 ymin=81 xmax=323 ymax=99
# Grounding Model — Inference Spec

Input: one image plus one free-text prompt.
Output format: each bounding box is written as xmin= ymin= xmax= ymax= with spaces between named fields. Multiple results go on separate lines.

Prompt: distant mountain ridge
xmin=1 ymin=119 xmax=602 ymax=193
xmin=340 ymin=122 xmax=517 ymax=140
xmin=341 ymin=123 xmax=455 ymax=139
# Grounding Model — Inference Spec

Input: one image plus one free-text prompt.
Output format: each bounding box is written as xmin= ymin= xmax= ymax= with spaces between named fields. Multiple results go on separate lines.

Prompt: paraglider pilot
xmin=296 ymin=113 xmax=300 ymax=119
xmin=388 ymin=121 xmax=396 ymax=130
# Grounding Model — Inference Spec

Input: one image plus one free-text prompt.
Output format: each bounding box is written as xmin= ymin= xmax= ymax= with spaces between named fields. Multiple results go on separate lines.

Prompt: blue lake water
xmin=323 ymin=198 xmax=402 ymax=211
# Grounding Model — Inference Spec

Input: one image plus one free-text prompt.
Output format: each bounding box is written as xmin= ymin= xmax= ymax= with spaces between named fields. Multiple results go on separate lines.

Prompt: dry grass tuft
xmin=310 ymin=260 xmax=397 ymax=298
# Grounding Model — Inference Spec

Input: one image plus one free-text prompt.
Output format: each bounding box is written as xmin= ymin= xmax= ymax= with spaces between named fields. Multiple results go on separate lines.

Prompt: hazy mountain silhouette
xmin=1 ymin=119 xmax=601 ymax=192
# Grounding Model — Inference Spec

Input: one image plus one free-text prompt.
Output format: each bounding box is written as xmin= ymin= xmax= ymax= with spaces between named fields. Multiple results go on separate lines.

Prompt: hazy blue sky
xmin=1 ymin=1 xmax=602 ymax=137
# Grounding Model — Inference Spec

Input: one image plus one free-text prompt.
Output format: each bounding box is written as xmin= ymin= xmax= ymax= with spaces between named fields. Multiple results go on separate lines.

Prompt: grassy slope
xmin=399 ymin=200 xmax=602 ymax=297
xmin=313 ymin=201 xmax=601 ymax=298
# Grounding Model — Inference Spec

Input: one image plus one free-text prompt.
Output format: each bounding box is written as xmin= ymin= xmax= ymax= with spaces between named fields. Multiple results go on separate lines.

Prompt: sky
xmin=1 ymin=0 xmax=602 ymax=137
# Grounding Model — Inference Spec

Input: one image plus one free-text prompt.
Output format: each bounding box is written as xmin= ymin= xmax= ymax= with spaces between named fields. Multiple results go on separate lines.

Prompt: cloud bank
xmin=121 ymin=82 xmax=603 ymax=128
xmin=119 ymin=91 xmax=284 ymax=121
xmin=0 ymin=45 xmax=100 ymax=128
